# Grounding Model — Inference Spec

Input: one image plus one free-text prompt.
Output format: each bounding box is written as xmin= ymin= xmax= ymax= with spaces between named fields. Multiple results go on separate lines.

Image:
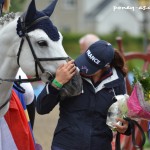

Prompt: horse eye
xmin=37 ymin=40 xmax=48 ymax=47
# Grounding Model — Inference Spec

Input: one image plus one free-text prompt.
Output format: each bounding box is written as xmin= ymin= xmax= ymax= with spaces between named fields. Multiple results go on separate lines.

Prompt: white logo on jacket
xmin=86 ymin=50 xmax=100 ymax=64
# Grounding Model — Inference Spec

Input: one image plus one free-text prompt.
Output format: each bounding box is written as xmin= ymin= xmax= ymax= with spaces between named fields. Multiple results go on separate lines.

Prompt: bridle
xmin=0 ymin=15 xmax=69 ymax=84
xmin=16 ymin=15 xmax=69 ymax=83
xmin=15 ymin=15 xmax=68 ymax=84
xmin=0 ymin=14 xmax=68 ymax=110
xmin=17 ymin=36 xmax=68 ymax=83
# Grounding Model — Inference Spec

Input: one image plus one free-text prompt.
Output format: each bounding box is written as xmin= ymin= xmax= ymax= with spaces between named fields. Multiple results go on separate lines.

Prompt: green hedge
xmin=62 ymin=33 xmax=144 ymax=59
xmin=10 ymin=0 xmax=27 ymax=12
xmin=62 ymin=34 xmax=82 ymax=59
xmin=62 ymin=33 xmax=146 ymax=71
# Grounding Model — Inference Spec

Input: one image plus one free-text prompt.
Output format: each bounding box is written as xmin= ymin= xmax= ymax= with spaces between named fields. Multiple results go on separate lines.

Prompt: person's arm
xmin=36 ymin=60 xmax=76 ymax=114
xmin=36 ymin=83 xmax=61 ymax=114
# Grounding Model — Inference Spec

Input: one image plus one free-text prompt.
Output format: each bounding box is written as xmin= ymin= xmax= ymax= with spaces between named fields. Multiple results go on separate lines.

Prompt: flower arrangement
xmin=126 ymin=68 xmax=150 ymax=120
xmin=132 ymin=68 xmax=150 ymax=102
xmin=106 ymin=68 xmax=150 ymax=130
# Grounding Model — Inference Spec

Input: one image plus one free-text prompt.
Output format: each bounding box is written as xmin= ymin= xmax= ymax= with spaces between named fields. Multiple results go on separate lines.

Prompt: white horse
xmin=0 ymin=0 xmax=68 ymax=117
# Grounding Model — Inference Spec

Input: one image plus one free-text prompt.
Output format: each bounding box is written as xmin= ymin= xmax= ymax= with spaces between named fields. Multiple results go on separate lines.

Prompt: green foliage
xmin=127 ymin=59 xmax=144 ymax=71
xmin=62 ymin=33 xmax=83 ymax=59
xmin=62 ymin=32 xmax=144 ymax=60
xmin=98 ymin=33 xmax=143 ymax=52
xmin=144 ymin=133 xmax=150 ymax=148
xmin=9 ymin=0 xmax=27 ymax=12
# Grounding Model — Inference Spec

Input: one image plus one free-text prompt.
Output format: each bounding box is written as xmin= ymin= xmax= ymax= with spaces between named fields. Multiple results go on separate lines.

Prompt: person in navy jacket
xmin=36 ymin=40 xmax=131 ymax=150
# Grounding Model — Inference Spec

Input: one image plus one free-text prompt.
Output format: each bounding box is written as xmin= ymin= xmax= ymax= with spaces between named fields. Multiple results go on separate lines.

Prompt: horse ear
xmin=42 ymin=0 xmax=58 ymax=17
xmin=25 ymin=0 xmax=36 ymax=22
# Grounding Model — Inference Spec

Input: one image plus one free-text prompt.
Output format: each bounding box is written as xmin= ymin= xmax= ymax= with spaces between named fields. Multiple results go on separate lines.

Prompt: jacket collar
xmin=83 ymin=68 xmax=123 ymax=93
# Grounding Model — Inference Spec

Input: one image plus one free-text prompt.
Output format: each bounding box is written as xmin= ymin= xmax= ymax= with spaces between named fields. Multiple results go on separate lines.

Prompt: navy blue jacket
xmin=36 ymin=68 xmax=129 ymax=150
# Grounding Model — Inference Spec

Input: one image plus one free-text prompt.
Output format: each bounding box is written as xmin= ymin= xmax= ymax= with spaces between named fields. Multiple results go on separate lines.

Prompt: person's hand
xmin=114 ymin=118 xmax=129 ymax=134
xmin=55 ymin=60 xmax=76 ymax=85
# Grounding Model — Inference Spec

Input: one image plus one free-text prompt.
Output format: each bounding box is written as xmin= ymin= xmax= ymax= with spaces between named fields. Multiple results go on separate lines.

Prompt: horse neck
xmin=0 ymin=16 xmax=20 ymax=98
xmin=0 ymin=46 xmax=19 ymax=106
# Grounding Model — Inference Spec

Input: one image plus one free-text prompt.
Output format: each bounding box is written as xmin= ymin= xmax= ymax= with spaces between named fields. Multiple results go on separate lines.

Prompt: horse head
xmin=0 ymin=0 xmax=71 ymax=116
xmin=16 ymin=0 xmax=69 ymax=81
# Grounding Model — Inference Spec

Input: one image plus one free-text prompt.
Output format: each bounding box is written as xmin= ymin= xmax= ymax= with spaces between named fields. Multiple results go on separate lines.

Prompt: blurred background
xmin=7 ymin=0 xmax=150 ymax=149
xmin=9 ymin=0 xmax=150 ymax=70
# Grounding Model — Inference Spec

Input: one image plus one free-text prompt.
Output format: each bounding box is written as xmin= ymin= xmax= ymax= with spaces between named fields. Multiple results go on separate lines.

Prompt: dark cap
xmin=75 ymin=40 xmax=114 ymax=75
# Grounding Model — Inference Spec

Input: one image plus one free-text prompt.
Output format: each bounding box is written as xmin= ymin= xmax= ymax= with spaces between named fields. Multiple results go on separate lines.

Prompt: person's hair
xmin=79 ymin=34 xmax=100 ymax=53
xmin=110 ymin=49 xmax=127 ymax=77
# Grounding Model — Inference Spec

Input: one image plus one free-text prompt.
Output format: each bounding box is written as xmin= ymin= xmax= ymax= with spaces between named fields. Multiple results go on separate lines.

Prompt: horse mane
xmin=0 ymin=12 xmax=20 ymax=27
